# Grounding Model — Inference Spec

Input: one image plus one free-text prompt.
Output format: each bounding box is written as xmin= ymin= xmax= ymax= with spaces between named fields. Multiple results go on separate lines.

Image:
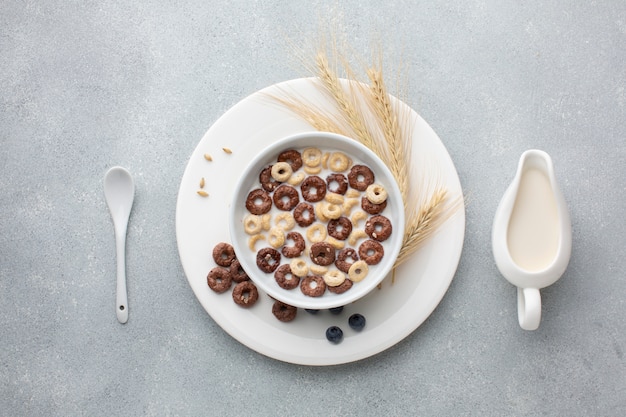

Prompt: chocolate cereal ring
xmin=348 ymin=164 xmax=375 ymax=191
xmin=365 ymin=215 xmax=393 ymax=242
xmin=207 ymin=267 xmax=232 ymax=293
xmin=229 ymin=259 xmax=249 ymax=283
xmin=272 ymin=300 xmax=297 ymax=322
xmin=232 ymin=281 xmax=259 ymax=307
xmin=327 ymin=216 xmax=353 ymax=241
xmin=274 ymin=264 xmax=300 ymax=290
xmin=358 ymin=240 xmax=384 ymax=265
xmin=256 ymin=247 xmax=281 ymax=273
xmin=335 ymin=248 xmax=359 ymax=273
xmin=300 ymin=175 xmax=326 ymax=202
xmin=293 ymin=202 xmax=316 ymax=227
xmin=277 ymin=149 xmax=303 ymax=172
xmin=361 ymin=195 xmax=387 ymax=215
xmin=327 ymin=278 xmax=353 ymax=294
xmin=271 ymin=162 xmax=293 ymax=182
xmin=300 ymin=275 xmax=326 ymax=297
xmin=212 ymin=242 xmax=236 ymax=267
xmin=281 ymin=231 xmax=305 ymax=258
xmin=310 ymin=242 xmax=336 ymax=266
xmin=259 ymin=166 xmax=280 ymax=192
xmin=326 ymin=173 xmax=348 ymax=195
xmin=272 ymin=184 xmax=299 ymax=211
xmin=246 ymin=189 xmax=272 ymax=215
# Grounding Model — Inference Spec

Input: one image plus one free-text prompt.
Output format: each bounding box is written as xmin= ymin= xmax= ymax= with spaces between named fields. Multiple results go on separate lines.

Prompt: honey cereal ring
xmin=309 ymin=264 xmax=328 ymax=275
xmin=245 ymin=189 xmax=272 ymax=215
xmin=325 ymin=192 xmax=344 ymax=205
xmin=268 ymin=226 xmax=286 ymax=248
xmin=321 ymin=201 xmax=342 ymax=219
xmin=366 ymin=183 xmax=388 ymax=205
xmin=309 ymin=242 xmax=336 ymax=266
xmin=275 ymin=212 xmax=295 ymax=230
xmin=272 ymin=300 xmax=297 ymax=322
xmin=327 ymin=216 xmax=353 ymax=241
xmin=231 ymin=281 xmax=259 ymax=307
xmin=326 ymin=236 xmax=345 ymax=250
xmin=261 ymin=213 xmax=272 ymax=230
xmin=272 ymin=184 xmax=299 ymax=211
xmin=315 ymin=202 xmax=329 ymax=223
xmin=248 ymin=234 xmax=266 ymax=251
xmin=212 ymin=242 xmax=236 ymax=267
xmin=304 ymin=165 xmax=322 ymax=175
xmin=326 ymin=173 xmax=348 ymax=195
xmin=348 ymin=164 xmax=375 ymax=191
xmin=243 ymin=214 xmax=263 ymax=235
xmin=229 ymin=259 xmax=249 ymax=283
xmin=300 ymin=175 xmax=326 ymax=202
xmin=293 ymin=202 xmax=316 ymax=227
xmin=271 ymin=162 xmax=293 ymax=182
xmin=323 ymin=270 xmax=346 ymax=287
xmin=281 ymin=231 xmax=305 ymax=258
xmin=274 ymin=264 xmax=300 ymax=290
xmin=306 ymin=223 xmax=327 ymax=243
xmin=348 ymin=229 xmax=368 ymax=246
xmin=328 ymin=151 xmax=350 ymax=172
xmin=327 ymin=278 xmax=353 ymax=294
xmin=287 ymin=171 xmax=305 ymax=186
xmin=207 ymin=267 xmax=232 ymax=293
xmin=348 ymin=260 xmax=369 ymax=282
xmin=342 ymin=198 xmax=360 ymax=216
xmin=321 ymin=152 xmax=330 ymax=169
xmin=302 ymin=147 xmax=322 ymax=167
xmin=300 ymin=275 xmax=326 ymax=297
xmin=290 ymin=258 xmax=309 ymax=277
xmin=256 ymin=247 xmax=281 ymax=273
xmin=358 ymin=240 xmax=384 ymax=265
xmin=335 ymin=248 xmax=359 ymax=273
xmin=365 ymin=215 xmax=393 ymax=242
xmin=277 ymin=149 xmax=303 ymax=172
xmin=361 ymin=195 xmax=387 ymax=215
xmin=259 ymin=166 xmax=280 ymax=192
xmin=346 ymin=189 xmax=360 ymax=198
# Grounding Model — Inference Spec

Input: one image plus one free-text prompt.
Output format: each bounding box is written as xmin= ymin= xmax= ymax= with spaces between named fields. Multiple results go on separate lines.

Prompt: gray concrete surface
xmin=1 ymin=1 xmax=625 ymax=415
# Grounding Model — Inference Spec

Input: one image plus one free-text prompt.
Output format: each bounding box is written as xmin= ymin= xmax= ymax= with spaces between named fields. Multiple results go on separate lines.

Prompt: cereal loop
xmin=273 ymin=185 xmax=299 ymax=211
xmin=327 ymin=278 xmax=353 ymax=294
xmin=256 ymin=247 xmax=281 ymax=273
xmin=321 ymin=202 xmax=342 ymax=220
xmin=302 ymin=147 xmax=322 ymax=167
xmin=309 ymin=264 xmax=328 ymax=275
xmin=275 ymin=212 xmax=295 ymax=230
xmin=272 ymin=300 xmax=297 ymax=322
xmin=323 ymin=270 xmax=346 ymax=287
xmin=358 ymin=240 xmax=384 ymax=265
xmin=327 ymin=216 xmax=353 ymax=241
xmin=259 ymin=166 xmax=280 ymax=192
xmin=290 ymin=258 xmax=309 ymax=277
xmin=245 ymin=189 xmax=272 ymax=215
xmin=325 ymin=192 xmax=344 ymax=205
xmin=361 ymin=195 xmax=387 ymax=215
xmin=306 ymin=223 xmax=327 ymax=243
xmin=261 ymin=213 xmax=272 ymax=230
xmin=293 ymin=202 xmax=316 ymax=227
xmin=335 ymin=248 xmax=359 ymax=273
xmin=277 ymin=149 xmax=303 ymax=172
xmin=366 ymin=184 xmax=388 ymax=204
xmin=348 ymin=165 xmax=375 ymax=191
xmin=207 ymin=267 xmax=232 ymax=293
xmin=310 ymin=242 xmax=336 ymax=266
xmin=271 ymin=162 xmax=293 ymax=182
xmin=281 ymin=231 xmax=305 ymax=258
xmin=300 ymin=176 xmax=326 ymax=202
xmin=365 ymin=215 xmax=393 ymax=242
xmin=328 ymin=152 xmax=350 ymax=172
xmin=248 ymin=234 xmax=265 ymax=251
xmin=348 ymin=260 xmax=369 ymax=282
xmin=243 ymin=214 xmax=263 ymax=235
xmin=212 ymin=242 xmax=236 ymax=267
xmin=326 ymin=236 xmax=345 ymax=250
xmin=268 ymin=227 xmax=286 ymax=248
xmin=348 ymin=229 xmax=368 ymax=246
xmin=304 ymin=165 xmax=322 ymax=175
xmin=229 ymin=259 xmax=249 ymax=283
xmin=326 ymin=173 xmax=348 ymax=195
xmin=287 ymin=171 xmax=305 ymax=186
xmin=300 ymin=275 xmax=326 ymax=297
xmin=232 ymin=281 xmax=259 ymax=307
xmin=274 ymin=264 xmax=300 ymax=290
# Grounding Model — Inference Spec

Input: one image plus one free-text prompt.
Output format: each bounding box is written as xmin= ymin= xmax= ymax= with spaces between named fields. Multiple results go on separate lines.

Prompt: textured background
xmin=1 ymin=1 xmax=625 ymax=415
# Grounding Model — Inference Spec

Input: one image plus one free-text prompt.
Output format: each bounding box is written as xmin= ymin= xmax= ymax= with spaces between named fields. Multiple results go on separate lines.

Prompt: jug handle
xmin=517 ymin=287 xmax=541 ymax=330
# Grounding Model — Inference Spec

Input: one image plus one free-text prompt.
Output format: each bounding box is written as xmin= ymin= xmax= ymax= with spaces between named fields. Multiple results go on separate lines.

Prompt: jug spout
xmin=492 ymin=149 xmax=572 ymax=329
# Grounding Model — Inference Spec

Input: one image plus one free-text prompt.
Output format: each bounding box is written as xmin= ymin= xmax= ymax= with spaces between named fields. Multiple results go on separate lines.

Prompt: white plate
xmin=176 ymin=78 xmax=465 ymax=366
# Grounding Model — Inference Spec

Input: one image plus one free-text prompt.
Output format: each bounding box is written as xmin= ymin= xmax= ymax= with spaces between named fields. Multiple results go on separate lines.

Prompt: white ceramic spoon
xmin=104 ymin=166 xmax=135 ymax=323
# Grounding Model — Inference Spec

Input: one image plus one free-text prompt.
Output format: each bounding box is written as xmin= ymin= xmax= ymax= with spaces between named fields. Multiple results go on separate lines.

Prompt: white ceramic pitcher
xmin=492 ymin=150 xmax=572 ymax=330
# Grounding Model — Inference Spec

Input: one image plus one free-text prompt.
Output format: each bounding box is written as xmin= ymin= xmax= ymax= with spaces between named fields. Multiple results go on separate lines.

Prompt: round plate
xmin=229 ymin=131 xmax=405 ymax=310
xmin=176 ymin=78 xmax=465 ymax=366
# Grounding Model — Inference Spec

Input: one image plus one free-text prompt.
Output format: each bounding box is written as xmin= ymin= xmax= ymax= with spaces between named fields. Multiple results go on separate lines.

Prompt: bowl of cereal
xmin=229 ymin=131 xmax=405 ymax=310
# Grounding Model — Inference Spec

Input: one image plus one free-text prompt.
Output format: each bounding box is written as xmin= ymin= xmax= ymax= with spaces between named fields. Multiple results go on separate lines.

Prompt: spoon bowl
xmin=104 ymin=166 xmax=135 ymax=323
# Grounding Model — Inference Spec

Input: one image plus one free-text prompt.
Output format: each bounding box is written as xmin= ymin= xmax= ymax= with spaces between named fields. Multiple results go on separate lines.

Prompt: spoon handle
xmin=115 ymin=227 xmax=129 ymax=323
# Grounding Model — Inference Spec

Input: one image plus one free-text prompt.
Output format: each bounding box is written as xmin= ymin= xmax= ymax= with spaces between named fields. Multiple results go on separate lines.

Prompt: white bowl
xmin=229 ymin=131 xmax=405 ymax=310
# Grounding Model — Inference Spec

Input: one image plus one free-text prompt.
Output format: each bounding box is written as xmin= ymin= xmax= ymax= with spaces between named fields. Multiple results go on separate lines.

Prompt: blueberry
xmin=328 ymin=306 xmax=344 ymax=315
xmin=348 ymin=313 xmax=366 ymax=331
xmin=325 ymin=326 xmax=343 ymax=344
xmin=305 ymin=309 xmax=319 ymax=315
